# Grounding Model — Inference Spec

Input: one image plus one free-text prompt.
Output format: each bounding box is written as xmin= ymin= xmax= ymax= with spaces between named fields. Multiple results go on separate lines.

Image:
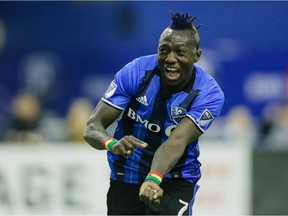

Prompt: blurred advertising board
xmin=194 ymin=139 xmax=252 ymax=215
xmin=0 ymin=144 xmax=110 ymax=215
xmin=0 ymin=140 xmax=251 ymax=215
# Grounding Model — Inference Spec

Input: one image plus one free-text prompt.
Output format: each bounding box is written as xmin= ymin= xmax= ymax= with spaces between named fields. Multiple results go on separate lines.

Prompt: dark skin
xmin=158 ymin=28 xmax=201 ymax=95
xmin=83 ymin=27 xmax=202 ymax=206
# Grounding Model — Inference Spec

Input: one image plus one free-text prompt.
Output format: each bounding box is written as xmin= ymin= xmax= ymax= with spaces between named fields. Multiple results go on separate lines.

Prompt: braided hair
xmin=169 ymin=12 xmax=201 ymax=48
xmin=169 ymin=12 xmax=201 ymax=30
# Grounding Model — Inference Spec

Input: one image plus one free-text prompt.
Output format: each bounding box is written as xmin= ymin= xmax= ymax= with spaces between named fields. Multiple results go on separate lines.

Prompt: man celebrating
xmin=83 ymin=12 xmax=224 ymax=215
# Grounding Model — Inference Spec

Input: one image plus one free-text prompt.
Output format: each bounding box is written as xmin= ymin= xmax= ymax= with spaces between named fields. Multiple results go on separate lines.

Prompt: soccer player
xmin=83 ymin=12 xmax=224 ymax=215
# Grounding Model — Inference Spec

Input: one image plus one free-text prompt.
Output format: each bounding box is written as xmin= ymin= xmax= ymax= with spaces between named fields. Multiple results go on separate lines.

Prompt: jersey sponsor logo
xmin=127 ymin=107 xmax=177 ymax=136
xmin=136 ymin=95 xmax=148 ymax=106
xmin=127 ymin=107 xmax=160 ymax=132
xmin=105 ymin=81 xmax=117 ymax=98
xmin=171 ymin=106 xmax=187 ymax=124
xmin=198 ymin=109 xmax=214 ymax=126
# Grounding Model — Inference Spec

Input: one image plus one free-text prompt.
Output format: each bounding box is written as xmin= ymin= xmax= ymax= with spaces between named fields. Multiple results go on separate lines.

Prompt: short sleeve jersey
xmin=102 ymin=54 xmax=224 ymax=184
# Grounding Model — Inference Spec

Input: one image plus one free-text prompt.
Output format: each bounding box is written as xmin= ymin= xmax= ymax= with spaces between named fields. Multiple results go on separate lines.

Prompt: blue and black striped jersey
xmin=102 ymin=54 xmax=224 ymax=184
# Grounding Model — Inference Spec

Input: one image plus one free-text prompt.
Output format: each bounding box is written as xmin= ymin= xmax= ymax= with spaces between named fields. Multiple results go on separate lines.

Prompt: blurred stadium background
xmin=0 ymin=1 xmax=288 ymax=215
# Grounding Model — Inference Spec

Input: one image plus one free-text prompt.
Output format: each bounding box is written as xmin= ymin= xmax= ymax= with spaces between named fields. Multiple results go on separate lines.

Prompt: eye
xmin=177 ymin=49 xmax=187 ymax=56
xmin=158 ymin=47 xmax=168 ymax=54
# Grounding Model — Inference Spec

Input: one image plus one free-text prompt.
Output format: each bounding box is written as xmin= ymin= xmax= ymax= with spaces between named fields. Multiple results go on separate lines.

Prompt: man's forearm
xmin=83 ymin=123 xmax=109 ymax=150
xmin=150 ymin=141 xmax=186 ymax=175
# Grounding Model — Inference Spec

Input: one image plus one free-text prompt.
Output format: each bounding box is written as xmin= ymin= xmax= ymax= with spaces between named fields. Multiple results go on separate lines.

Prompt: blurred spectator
xmin=222 ymin=105 xmax=256 ymax=140
xmin=2 ymin=92 xmax=97 ymax=143
xmin=37 ymin=109 xmax=68 ymax=142
xmin=3 ymin=90 xmax=44 ymax=143
xmin=259 ymin=102 xmax=288 ymax=150
xmin=64 ymin=98 xmax=94 ymax=142
xmin=256 ymin=102 xmax=281 ymax=149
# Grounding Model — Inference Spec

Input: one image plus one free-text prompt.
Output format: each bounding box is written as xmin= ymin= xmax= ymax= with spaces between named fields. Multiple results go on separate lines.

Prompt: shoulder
xmin=194 ymin=65 xmax=224 ymax=99
xmin=118 ymin=54 xmax=158 ymax=76
xmin=116 ymin=54 xmax=158 ymax=85
xmin=111 ymin=54 xmax=158 ymax=97
xmin=185 ymin=66 xmax=225 ymax=131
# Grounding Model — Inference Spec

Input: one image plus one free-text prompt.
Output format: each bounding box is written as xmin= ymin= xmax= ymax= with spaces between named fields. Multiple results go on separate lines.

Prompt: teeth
xmin=166 ymin=67 xmax=178 ymax=72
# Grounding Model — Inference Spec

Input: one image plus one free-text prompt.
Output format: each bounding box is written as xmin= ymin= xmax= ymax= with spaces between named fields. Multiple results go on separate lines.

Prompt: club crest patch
xmin=198 ymin=109 xmax=214 ymax=126
xmin=105 ymin=81 xmax=117 ymax=98
xmin=171 ymin=106 xmax=187 ymax=124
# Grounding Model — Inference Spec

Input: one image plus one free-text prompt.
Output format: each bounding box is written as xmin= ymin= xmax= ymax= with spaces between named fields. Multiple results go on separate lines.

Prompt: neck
xmin=161 ymin=74 xmax=192 ymax=97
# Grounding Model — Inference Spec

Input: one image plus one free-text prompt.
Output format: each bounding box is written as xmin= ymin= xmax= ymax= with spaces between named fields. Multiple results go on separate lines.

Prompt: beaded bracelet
xmin=103 ymin=137 xmax=118 ymax=151
xmin=144 ymin=171 xmax=164 ymax=185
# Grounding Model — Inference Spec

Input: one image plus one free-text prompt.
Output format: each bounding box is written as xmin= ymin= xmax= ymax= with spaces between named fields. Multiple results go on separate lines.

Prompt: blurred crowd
xmin=0 ymin=89 xmax=94 ymax=144
xmin=0 ymin=87 xmax=288 ymax=150
xmin=0 ymin=3 xmax=287 ymax=150
xmin=205 ymin=101 xmax=288 ymax=150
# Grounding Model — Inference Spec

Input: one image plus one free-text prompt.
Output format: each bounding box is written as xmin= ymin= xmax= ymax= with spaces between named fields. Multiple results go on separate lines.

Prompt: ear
xmin=194 ymin=49 xmax=202 ymax=62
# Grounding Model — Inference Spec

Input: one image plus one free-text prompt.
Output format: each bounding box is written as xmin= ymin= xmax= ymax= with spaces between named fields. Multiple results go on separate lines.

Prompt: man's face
xmin=158 ymin=28 xmax=201 ymax=89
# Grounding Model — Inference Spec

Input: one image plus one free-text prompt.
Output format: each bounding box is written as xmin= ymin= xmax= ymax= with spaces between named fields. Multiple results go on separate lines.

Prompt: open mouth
xmin=165 ymin=67 xmax=180 ymax=80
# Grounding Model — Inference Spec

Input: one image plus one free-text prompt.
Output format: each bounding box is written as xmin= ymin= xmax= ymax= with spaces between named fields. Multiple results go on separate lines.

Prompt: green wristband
xmin=106 ymin=139 xmax=118 ymax=151
xmin=103 ymin=138 xmax=118 ymax=151
xmin=144 ymin=175 xmax=161 ymax=185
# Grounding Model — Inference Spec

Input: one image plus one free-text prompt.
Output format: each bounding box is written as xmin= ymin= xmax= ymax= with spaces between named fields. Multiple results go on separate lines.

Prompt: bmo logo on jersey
xmin=127 ymin=107 xmax=177 ymax=136
xmin=127 ymin=108 xmax=161 ymax=132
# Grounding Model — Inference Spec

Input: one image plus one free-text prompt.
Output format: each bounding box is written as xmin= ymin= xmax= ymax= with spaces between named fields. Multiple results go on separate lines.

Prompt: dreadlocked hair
xmin=169 ymin=12 xmax=201 ymax=30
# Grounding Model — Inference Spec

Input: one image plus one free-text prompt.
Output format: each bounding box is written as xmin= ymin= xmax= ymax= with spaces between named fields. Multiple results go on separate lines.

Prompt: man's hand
xmin=139 ymin=180 xmax=163 ymax=205
xmin=111 ymin=135 xmax=148 ymax=157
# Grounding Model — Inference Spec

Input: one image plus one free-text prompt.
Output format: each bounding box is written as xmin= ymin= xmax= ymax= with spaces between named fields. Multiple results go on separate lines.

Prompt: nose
xmin=165 ymin=52 xmax=177 ymax=63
